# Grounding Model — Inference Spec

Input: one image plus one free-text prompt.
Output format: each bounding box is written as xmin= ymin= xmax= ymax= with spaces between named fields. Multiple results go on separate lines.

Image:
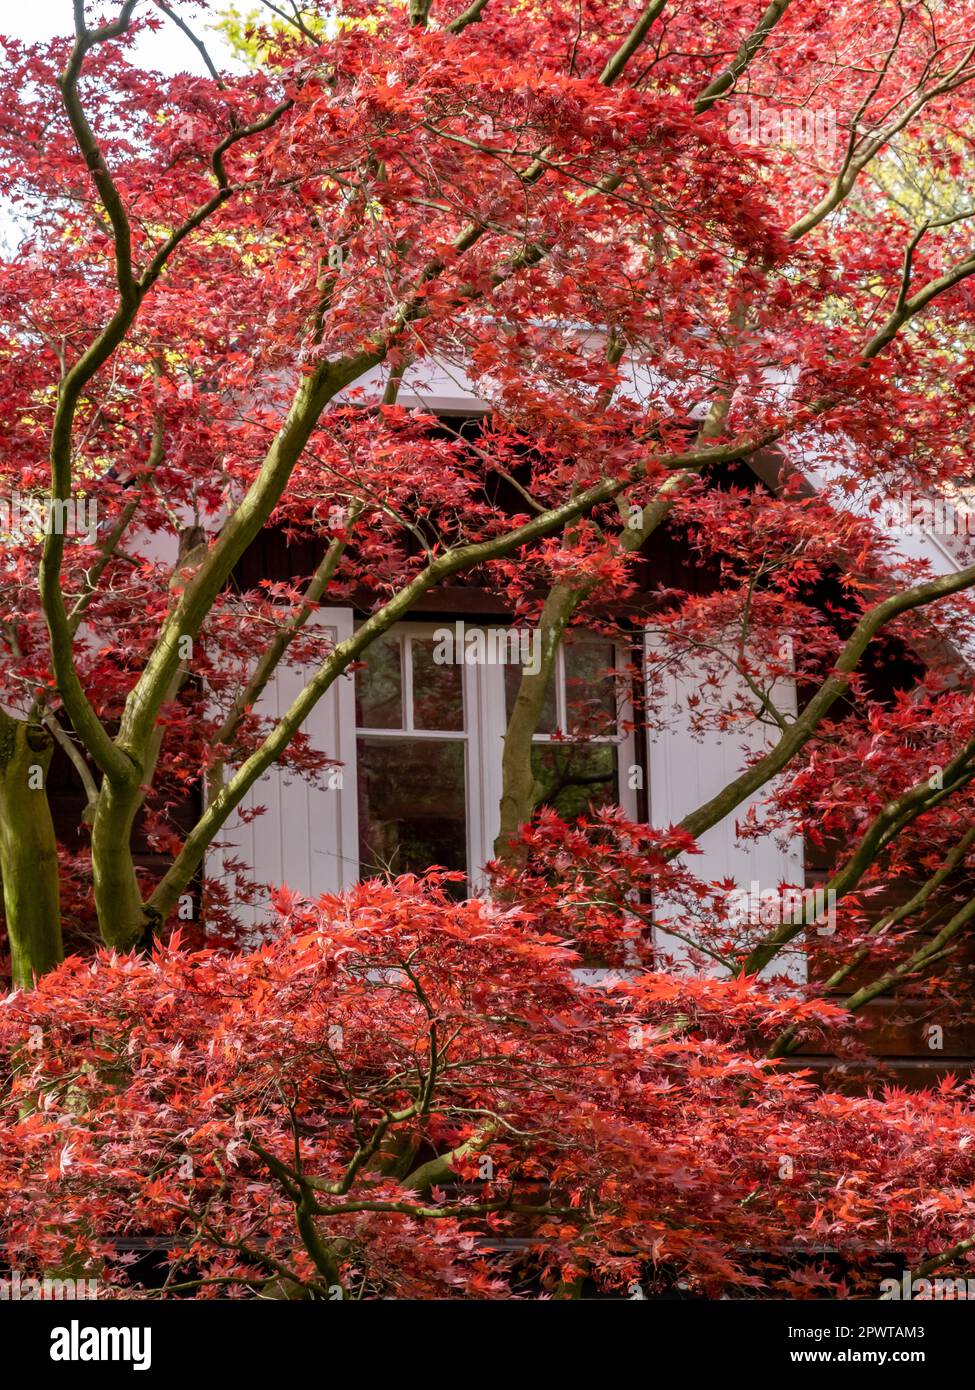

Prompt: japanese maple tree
xmin=3 ymin=0 xmax=975 ymax=990
xmin=5 ymin=874 xmax=974 ymax=1300
xmin=2 ymin=1 xmax=975 ymax=1303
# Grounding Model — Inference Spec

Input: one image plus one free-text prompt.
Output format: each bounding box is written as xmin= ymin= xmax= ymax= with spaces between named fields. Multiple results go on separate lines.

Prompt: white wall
xmin=645 ymin=637 xmax=806 ymax=976
xmin=206 ymin=609 xmax=358 ymax=930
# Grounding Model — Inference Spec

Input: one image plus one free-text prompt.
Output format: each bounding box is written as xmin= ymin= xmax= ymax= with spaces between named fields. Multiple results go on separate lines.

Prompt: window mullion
xmin=403 ymin=634 xmax=414 ymax=732
xmin=556 ymin=644 xmax=567 ymax=734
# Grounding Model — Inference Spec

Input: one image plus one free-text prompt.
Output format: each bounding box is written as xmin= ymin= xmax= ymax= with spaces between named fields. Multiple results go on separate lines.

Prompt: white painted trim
xmin=205 ymin=606 xmax=358 ymax=925
xmin=644 ymin=632 xmax=806 ymax=979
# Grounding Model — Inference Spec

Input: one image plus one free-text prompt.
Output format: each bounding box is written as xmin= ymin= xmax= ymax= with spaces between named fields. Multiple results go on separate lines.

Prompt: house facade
xmin=48 ymin=355 xmax=969 ymax=1087
xmin=210 ymin=357 xmax=811 ymax=938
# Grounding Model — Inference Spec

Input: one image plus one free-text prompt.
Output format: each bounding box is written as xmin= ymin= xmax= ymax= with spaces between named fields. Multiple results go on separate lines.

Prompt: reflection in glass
xmin=504 ymin=659 xmax=557 ymax=732
xmin=565 ymin=641 xmax=617 ymax=735
xmin=355 ymin=633 xmax=403 ymax=729
xmin=531 ymin=742 xmax=618 ymax=820
xmin=357 ymin=737 xmax=467 ymax=881
xmin=411 ymin=639 xmax=464 ymax=731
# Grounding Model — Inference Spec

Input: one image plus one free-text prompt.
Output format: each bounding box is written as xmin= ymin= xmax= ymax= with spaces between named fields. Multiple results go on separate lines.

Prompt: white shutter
xmin=206 ymin=607 xmax=358 ymax=930
xmin=645 ymin=634 xmax=805 ymax=975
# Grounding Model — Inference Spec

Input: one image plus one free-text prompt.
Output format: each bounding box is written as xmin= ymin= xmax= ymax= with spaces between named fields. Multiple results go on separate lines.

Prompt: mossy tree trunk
xmin=494 ymin=581 xmax=579 ymax=863
xmin=494 ymin=482 xmax=692 ymax=865
xmin=89 ymin=526 xmax=209 ymax=952
xmin=0 ymin=711 xmax=63 ymax=988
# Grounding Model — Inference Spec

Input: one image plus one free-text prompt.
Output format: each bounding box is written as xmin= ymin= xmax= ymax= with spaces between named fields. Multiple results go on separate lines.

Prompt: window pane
xmin=531 ymin=742 xmax=619 ymax=820
xmin=565 ymin=641 xmax=618 ymax=736
xmin=504 ymin=658 xmax=557 ymax=733
xmin=357 ymin=737 xmax=467 ymax=880
xmin=355 ymin=633 xmax=403 ymax=729
xmin=411 ymin=638 xmax=464 ymax=731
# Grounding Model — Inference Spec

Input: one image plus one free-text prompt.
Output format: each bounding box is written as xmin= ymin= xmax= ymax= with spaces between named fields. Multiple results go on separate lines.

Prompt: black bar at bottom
xmin=1 ymin=1296 xmax=968 ymax=1379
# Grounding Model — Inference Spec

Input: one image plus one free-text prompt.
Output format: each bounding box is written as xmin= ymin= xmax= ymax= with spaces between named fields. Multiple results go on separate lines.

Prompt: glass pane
xmin=564 ymin=641 xmax=618 ymax=736
xmin=504 ymin=656 xmax=557 ymax=733
xmin=357 ymin=738 xmax=467 ymax=880
xmin=411 ymin=638 xmax=464 ymax=731
xmin=530 ymin=742 xmax=618 ymax=820
xmin=355 ymin=633 xmax=403 ymax=729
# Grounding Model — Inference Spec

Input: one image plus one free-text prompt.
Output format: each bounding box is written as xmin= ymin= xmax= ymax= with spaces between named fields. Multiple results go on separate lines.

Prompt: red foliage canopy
xmin=2 ymin=875 xmax=974 ymax=1299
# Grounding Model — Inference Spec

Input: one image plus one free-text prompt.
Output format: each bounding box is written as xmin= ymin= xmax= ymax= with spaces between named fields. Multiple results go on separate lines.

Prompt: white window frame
xmin=353 ymin=622 xmax=485 ymax=884
xmin=353 ymin=621 xmax=639 ymax=889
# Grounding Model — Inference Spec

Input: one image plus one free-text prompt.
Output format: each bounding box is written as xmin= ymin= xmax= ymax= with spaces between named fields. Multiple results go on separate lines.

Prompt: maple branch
xmin=259 ymin=1128 xmax=566 ymax=1220
xmin=765 ymin=820 xmax=975 ymax=1056
xmin=255 ymin=1 xmax=303 ymax=35
xmin=292 ymin=1001 xmax=442 ymax=1200
xmin=816 ymin=824 xmax=975 ymax=997
xmin=257 ymin=1104 xmax=346 ymax=1289
xmin=44 ymin=18 xmax=294 ymax=786
xmin=748 ymin=744 xmax=975 ymax=982
xmin=671 ymin=564 xmax=975 ymax=861
xmin=206 ymin=509 xmax=360 ymax=795
xmin=404 ymin=1127 xmax=498 ymax=1196
xmin=140 ymin=101 xmax=295 ymax=298
xmin=881 ymin=1239 xmax=975 ymax=1299
xmin=308 ymin=1195 xmax=569 ymax=1220
xmin=694 ymin=0 xmax=795 ymax=115
xmin=836 ymin=890 xmax=975 ymax=1017
xmin=154 ymin=0 xmax=227 ymax=88
xmin=787 ymin=39 xmax=975 ymax=241
xmin=41 ymin=5 xmax=145 ymax=785
xmin=446 ymin=0 xmax=492 ymax=35
xmin=66 ymin=498 xmax=140 ymax=637
xmin=252 ymin=1130 xmax=567 ymax=1269
xmin=115 ymin=354 xmax=371 ymax=766
xmin=597 ymin=0 xmax=668 ymax=86
xmin=42 ymin=713 xmax=99 ymax=822
xmin=189 ymin=1210 xmax=314 ymax=1290
xmin=66 ymin=411 xmax=166 ymax=641
xmin=376 ymin=0 xmax=670 ymax=313
xmin=862 ymin=242 xmax=975 ymax=358
xmin=62 ymin=1 xmax=141 ymax=300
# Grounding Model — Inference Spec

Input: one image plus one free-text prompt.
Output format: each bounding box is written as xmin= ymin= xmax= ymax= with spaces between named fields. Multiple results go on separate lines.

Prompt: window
xmin=355 ymin=629 xmax=470 ymax=883
xmin=354 ymin=624 xmax=638 ymax=885
xmin=503 ymin=637 xmax=627 ymax=821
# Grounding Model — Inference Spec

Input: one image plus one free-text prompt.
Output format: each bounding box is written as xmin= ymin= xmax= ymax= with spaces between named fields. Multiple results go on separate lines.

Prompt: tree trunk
xmin=90 ymin=524 xmax=208 ymax=951
xmin=90 ymin=777 xmax=150 ymax=951
xmin=494 ymin=488 xmax=683 ymax=863
xmin=0 ymin=712 xmax=63 ymax=988
xmin=494 ymin=581 xmax=581 ymax=863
